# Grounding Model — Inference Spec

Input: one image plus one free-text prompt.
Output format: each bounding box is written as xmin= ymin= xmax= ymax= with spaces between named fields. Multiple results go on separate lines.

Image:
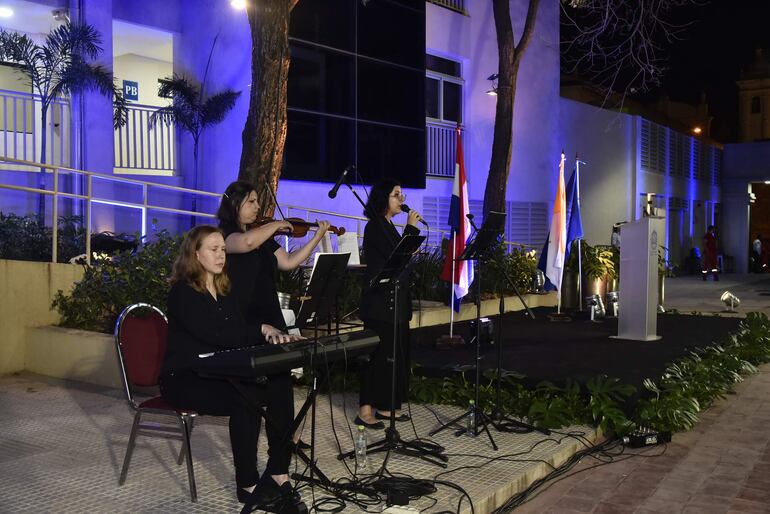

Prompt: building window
xmin=426 ymin=54 xmax=463 ymax=124
xmin=751 ymin=96 xmax=761 ymax=114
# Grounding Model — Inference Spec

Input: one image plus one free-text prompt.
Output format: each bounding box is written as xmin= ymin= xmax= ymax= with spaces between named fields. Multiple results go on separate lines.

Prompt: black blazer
xmin=359 ymin=217 xmax=421 ymax=323
xmin=161 ymin=281 xmax=251 ymax=375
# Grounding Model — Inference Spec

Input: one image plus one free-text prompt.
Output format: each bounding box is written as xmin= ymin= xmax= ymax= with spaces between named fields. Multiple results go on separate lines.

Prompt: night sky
xmin=644 ymin=0 xmax=770 ymax=142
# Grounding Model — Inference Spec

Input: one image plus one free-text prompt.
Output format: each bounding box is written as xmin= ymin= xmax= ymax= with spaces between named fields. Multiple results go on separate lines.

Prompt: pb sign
xmin=123 ymin=80 xmax=139 ymax=102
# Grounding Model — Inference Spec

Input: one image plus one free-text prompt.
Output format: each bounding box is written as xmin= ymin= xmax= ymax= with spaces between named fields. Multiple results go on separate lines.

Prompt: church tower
xmin=737 ymin=49 xmax=770 ymax=142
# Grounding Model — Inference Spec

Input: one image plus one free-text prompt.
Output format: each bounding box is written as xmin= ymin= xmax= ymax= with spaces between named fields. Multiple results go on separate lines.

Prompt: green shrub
xmin=0 ymin=212 xmax=86 ymax=263
xmin=52 ymin=229 xmax=182 ymax=333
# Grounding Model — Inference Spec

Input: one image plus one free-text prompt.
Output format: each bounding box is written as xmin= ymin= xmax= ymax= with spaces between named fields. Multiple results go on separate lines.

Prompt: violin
xmin=251 ymin=216 xmax=346 ymax=237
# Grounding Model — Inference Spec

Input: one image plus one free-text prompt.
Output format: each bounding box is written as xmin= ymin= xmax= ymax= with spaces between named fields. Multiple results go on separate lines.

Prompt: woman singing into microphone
xmin=356 ymin=179 xmax=423 ymax=428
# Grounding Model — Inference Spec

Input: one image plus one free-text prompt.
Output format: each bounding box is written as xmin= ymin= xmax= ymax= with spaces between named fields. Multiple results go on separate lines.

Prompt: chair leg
xmin=177 ymin=416 xmax=194 ymax=465
xmin=119 ymin=411 xmax=142 ymax=485
xmin=179 ymin=415 xmax=197 ymax=502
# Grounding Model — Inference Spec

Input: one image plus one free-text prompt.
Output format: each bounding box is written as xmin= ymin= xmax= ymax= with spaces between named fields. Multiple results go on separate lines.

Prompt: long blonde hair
xmin=169 ymin=225 xmax=231 ymax=295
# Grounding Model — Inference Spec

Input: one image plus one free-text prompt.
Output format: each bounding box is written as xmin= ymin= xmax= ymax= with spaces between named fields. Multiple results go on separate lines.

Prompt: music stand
xmin=285 ymin=253 xmax=353 ymax=491
xmin=338 ymin=234 xmax=448 ymax=469
xmin=429 ymin=211 xmax=506 ymax=450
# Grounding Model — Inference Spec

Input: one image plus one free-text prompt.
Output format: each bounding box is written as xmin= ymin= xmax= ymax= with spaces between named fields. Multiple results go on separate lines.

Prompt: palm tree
xmin=150 ymin=75 xmax=240 ymax=218
xmin=0 ymin=22 xmax=128 ymax=223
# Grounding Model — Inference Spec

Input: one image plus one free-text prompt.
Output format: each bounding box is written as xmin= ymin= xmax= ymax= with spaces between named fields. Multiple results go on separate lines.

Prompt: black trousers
xmin=160 ymin=370 xmax=294 ymax=488
xmin=359 ymin=318 xmax=411 ymax=411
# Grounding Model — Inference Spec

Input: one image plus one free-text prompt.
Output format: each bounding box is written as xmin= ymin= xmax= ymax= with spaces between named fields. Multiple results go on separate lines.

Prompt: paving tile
xmin=737 ymin=486 xmax=770 ymax=504
xmin=638 ymin=497 xmax=685 ymax=514
xmin=592 ymin=501 xmax=637 ymax=514
xmin=648 ymin=485 xmax=692 ymax=504
xmin=726 ymin=497 xmax=770 ymax=513
xmin=682 ymin=495 xmax=733 ymax=514
xmin=554 ymin=495 xmax=599 ymax=512
xmin=697 ymin=476 xmax=743 ymax=498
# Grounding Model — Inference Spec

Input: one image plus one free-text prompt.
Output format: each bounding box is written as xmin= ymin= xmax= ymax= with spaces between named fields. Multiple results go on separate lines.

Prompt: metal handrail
xmin=0 ymin=156 xmax=539 ymax=264
xmin=0 ymin=156 xmax=219 ymax=263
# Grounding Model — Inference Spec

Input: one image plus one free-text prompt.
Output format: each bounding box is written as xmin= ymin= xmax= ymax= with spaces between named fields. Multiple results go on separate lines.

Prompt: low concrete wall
xmin=410 ymin=292 xmax=557 ymax=328
xmin=0 ymin=259 xmax=83 ymax=375
xmin=19 ymin=291 xmax=557 ymax=390
xmin=25 ymin=326 xmax=121 ymax=389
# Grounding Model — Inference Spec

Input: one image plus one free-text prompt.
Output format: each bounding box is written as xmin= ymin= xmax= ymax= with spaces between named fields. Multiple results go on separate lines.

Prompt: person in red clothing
xmin=702 ymin=225 xmax=719 ymax=281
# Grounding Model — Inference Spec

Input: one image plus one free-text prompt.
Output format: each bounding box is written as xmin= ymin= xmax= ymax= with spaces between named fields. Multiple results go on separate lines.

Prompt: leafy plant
xmin=0 ymin=23 xmax=127 ymax=222
xmin=475 ymin=243 xmax=537 ymax=300
xmin=585 ymin=375 xmax=635 ymax=434
xmin=411 ymin=247 xmax=451 ymax=302
xmin=52 ymin=229 xmax=182 ymax=332
xmin=637 ymin=313 xmax=770 ymax=432
xmin=583 ymin=244 xmax=617 ymax=280
xmin=0 ymin=212 xmax=86 ymax=263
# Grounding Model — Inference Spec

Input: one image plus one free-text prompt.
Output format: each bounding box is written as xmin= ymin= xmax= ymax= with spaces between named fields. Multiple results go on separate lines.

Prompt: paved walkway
xmin=514 ymin=364 xmax=770 ymax=514
xmin=511 ymin=272 xmax=770 ymax=514
xmin=663 ymin=273 xmax=770 ymax=317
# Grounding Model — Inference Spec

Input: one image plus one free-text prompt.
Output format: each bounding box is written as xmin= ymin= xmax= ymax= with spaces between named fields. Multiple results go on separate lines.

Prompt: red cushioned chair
xmin=114 ymin=303 xmax=199 ymax=502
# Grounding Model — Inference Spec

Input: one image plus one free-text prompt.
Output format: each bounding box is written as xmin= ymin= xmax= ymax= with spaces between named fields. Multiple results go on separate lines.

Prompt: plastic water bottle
xmin=355 ymin=425 xmax=368 ymax=472
xmin=467 ymin=400 xmax=476 ymax=437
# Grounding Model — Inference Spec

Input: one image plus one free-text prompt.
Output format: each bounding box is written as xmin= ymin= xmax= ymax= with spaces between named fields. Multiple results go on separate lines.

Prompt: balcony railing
xmin=0 ymin=88 xmax=71 ymax=170
xmin=426 ymin=121 xmax=460 ymax=177
xmin=427 ymin=0 xmax=466 ymax=14
xmin=114 ymin=103 xmax=176 ymax=175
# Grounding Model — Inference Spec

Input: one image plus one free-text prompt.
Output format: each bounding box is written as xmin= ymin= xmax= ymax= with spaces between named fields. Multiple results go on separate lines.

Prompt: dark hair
xmin=707 ymin=225 xmax=715 ymax=231
xmin=169 ymin=225 xmax=231 ymax=295
xmin=217 ymin=180 xmax=257 ymax=235
xmin=364 ymin=179 xmax=400 ymax=219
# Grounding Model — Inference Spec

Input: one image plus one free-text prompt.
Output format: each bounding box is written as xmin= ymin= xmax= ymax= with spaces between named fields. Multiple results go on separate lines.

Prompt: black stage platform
xmin=412 ymin=308 xmax=741 ymax=388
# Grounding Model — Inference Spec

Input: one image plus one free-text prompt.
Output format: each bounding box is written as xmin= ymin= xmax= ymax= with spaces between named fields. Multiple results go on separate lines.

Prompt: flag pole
xmin=576 ymin=155 xmax=583 ymax=311
xmin=449 ymin=233 xmax=457 ymax=337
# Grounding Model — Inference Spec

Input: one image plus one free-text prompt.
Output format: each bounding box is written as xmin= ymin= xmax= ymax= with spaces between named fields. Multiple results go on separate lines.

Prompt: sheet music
xmin=337 ymin=232 xmax=360 ymax=265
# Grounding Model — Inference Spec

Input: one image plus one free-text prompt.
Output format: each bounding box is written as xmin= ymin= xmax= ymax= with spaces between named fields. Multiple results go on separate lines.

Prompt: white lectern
xmin=615 ymin=217 xmax=664 ymax=341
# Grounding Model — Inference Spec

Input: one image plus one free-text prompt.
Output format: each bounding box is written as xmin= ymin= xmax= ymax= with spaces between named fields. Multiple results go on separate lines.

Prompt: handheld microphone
xmin=401 ymin=203 xmax=428 ymax=227
xmin=466 ymin=213 xmax=478 ymax=230
xmin=328 ymin=165 xmax=354 ymax=199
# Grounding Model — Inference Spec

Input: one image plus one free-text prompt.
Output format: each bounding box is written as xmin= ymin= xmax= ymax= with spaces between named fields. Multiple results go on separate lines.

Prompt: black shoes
xmin=354 ymin=415 xmax=385 ymax=429
xmin=375 ymin=411 xmax=411 ymax=422
xmin=238 ymin=479 xmax=307 ymax=513
xmin=236 ymin=484 xmax=279 ymax=505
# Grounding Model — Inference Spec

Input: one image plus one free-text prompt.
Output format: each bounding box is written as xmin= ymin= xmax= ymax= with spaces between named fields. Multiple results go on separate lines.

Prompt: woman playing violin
xmin=216 ymin=180 xmax=332 ymax=505
xmin=218 ymin=180 xmax=331 ymax=342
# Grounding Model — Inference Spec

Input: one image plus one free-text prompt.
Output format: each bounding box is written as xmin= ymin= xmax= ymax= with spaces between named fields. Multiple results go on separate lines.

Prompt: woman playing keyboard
xmin=159 ymin=225 xmax=306 ymax=512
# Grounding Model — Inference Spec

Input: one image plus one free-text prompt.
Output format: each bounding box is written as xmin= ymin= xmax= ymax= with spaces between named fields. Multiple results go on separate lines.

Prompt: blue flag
xmin=564 ymin=166 xmax=583 ymax=262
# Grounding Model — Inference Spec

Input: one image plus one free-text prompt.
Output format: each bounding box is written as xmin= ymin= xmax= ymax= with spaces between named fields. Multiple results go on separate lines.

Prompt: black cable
xmin=489 ymin=437 xmax=662 ymax=513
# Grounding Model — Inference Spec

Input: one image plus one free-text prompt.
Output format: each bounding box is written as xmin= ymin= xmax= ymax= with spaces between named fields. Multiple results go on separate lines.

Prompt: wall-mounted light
xmin=692 ymin=126 xmax=702 ymax=135
xmin=486 ymin=73 xmax=498 ymax=96
xmin=0 ymin=6 xmax=14 ymax=17
xmin=230 ymin=0 xmax=247 ymax=9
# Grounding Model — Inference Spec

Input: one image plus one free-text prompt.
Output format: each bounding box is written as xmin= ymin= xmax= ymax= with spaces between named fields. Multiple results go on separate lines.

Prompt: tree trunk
xmin=483 ymin=0 xmax=541 ymax=217
xmin=238 ymin=0 xmax=292 ymax=216
xmin=37 ymin=106 xmax=48 ymax=225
